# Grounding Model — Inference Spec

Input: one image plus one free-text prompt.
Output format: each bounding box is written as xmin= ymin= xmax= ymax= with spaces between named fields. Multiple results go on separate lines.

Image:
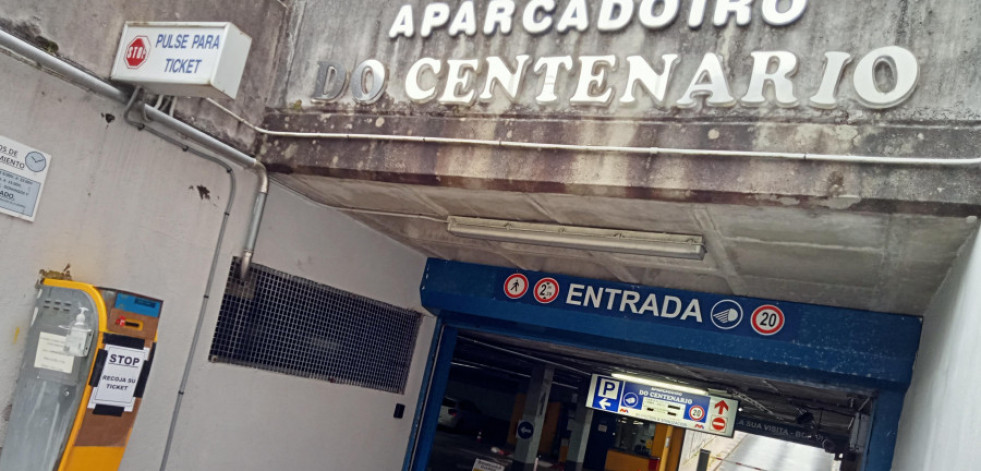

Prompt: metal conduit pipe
xmin=450 ymin=361 xmax=580 ymax=390
xmin=457 ymin=337 xmax=593 ymax=376
xmin=140 ymin=102 xmax=269 ymax=279
xmin=119 ymin=92 xmax=238 ymax=470
xmin=207 ymin=98 xmax=981 ymax=167
xmin=0 ymin=29 xmax=269 ymax=278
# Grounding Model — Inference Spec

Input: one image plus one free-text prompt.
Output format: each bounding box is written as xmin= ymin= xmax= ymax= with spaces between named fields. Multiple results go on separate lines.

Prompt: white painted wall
xmin=0 ymin=49 xmax=435 ymax=471
xmin=893 ymin=228 xmax=981 ymax=470
xmin=0 ymin=50 xmax=232 ymax=449
xmin=158 ymin=184 xmax=434 ymax=471
xmin=679 ymin=430 xmax=715 ymax=467
xmin=678 ymin=431 xmax=746 ymax=471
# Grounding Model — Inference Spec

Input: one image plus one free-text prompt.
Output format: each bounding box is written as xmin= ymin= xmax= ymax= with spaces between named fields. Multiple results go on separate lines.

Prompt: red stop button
xmin=125 ymin=36 xmax=150 ymax=69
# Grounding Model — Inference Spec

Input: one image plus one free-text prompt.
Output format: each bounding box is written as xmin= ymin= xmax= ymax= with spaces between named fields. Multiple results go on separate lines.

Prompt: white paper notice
xmin=88 ymin=345 xmax=148 ymax=412
xmin=472 ymin=459 xmax=506 ymax=471
xmin=34 ymin=332 xmax=75 ymax=374
xmin=0 ymin=135 xmax=51 ymax=222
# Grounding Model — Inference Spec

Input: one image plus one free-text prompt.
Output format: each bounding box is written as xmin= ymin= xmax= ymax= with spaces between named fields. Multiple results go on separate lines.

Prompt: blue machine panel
xmin=114 ymin=293 xmax=162 ymax=318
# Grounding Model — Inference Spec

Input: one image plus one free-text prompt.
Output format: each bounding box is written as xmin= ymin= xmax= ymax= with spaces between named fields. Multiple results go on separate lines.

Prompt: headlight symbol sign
xmin=710 ymin=300 xmax=744 ymax=330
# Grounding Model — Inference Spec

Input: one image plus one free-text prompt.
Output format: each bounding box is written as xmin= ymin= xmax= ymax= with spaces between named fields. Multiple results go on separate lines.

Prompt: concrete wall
xmin=893 ymin=228 xmax=981 ymax=470
xmin=678 ymin=432 xmax=747 ymax=471
xmin=679 ymin=430 xmax=714 ymax=467
xmin=282 ymin=0 xmax=981 ymax=120
xmin=264 ymin=0 xmax=981 ymax=219
xmin=0 ymin=0 xmax=291 ymax=150
xmin=0 ymin=41 xmax=434 ymax=471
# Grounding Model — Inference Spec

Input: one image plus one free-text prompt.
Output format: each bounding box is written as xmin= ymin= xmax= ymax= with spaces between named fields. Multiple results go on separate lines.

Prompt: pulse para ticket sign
xmin=586 ymin=375 xmax=739 ymax=437
xmin=0 ymin=135 xmax=50 ymax=222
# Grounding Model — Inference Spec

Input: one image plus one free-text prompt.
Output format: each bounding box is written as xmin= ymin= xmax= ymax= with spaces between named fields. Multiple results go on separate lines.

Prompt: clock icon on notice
xmin=25 ymin=151 xmax=46 ymax=172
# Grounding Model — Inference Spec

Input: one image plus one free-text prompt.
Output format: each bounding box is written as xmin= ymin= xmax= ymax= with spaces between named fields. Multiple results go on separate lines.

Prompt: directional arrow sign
xmin=586 ymin=375 xmax=739 ymax=437
xmin=708 ymin=397 xmax=739 ymax=436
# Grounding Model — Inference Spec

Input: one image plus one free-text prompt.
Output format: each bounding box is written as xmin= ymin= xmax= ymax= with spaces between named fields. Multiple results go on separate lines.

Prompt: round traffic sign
xmin=688 ymin=405 xmax=705 ymax=421
xmin=751 ymin=304 xmax=785 ymax=336
xmin=504 ymin=273 xmax=529 ymax=299
xmin=517 ymin=421 xmax=535 ymax=439
xmin=712 ymin=417 xmax=727 ymax=431
xmin=533 ymin=278 xmax=560 ymax=304
xmin=623 ymin=393 xmax=639 ymax=407
xmin=125 ymin=36 xmax=150 ymax=69
xmin=709 ymin=299 xmax=744 ymax=330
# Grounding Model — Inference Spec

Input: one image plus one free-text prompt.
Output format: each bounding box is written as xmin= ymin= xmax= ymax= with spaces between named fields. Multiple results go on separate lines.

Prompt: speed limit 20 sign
xmin=751 ymin=305 xmax=785 ymax=336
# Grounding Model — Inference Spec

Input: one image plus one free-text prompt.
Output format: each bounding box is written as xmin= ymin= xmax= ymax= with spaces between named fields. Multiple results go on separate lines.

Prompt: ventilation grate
xmin=209 ymin=259 xmax=421 ymax=394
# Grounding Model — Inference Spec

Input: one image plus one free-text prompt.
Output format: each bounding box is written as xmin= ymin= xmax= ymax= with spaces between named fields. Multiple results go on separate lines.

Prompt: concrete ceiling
xmin=274 ymin=174 xmax=978 ymax=316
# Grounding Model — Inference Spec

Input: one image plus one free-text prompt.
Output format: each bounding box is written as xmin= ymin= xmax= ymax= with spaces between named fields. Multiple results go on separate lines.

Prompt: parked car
xmin=438 ymin=397 xmax=484 ymax=433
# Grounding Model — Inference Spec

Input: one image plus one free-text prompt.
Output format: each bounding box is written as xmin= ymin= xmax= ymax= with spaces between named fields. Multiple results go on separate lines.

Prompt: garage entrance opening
xmin=408 ymin=260 xmax=921 ymax=471
xmin=422 ymin=331 xmax=859 ymax=471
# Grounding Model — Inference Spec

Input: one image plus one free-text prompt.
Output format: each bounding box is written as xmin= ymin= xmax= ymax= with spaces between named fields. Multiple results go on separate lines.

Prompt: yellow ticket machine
xmin=0 ymin=279 xmax=162 ymax=471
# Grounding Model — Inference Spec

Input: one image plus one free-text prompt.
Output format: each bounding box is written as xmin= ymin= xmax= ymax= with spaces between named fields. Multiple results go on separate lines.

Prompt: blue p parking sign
xmin=591 ymin=377 xmax=622 ymax=411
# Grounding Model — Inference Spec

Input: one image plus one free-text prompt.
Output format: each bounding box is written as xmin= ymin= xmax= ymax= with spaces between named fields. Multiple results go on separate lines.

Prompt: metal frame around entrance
xmin=405 ymin=259 xmax=922 ymax=471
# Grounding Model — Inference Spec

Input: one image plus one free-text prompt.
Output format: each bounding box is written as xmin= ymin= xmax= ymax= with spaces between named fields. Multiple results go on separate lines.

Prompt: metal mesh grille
xmin=209 ymin=259 xmax=421 ymax=394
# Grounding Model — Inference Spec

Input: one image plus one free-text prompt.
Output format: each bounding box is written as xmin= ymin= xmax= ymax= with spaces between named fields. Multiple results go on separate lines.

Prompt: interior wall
xmin=893 ymin=228 xmax=981 ymax=469
xmin=0 ymin=50 xmax=233 ymax=452
xmin=679 ymin=430 xmax=715 ymax=467
xmin=159 ymin=183 xmax=434 ymax=471
xmin=0 ymin=48 xmax=435 ymax=471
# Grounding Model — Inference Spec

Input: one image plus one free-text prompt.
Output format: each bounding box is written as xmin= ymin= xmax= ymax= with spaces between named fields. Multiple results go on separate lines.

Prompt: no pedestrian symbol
xmin=504 ymin=274 xmax=529 ymax=299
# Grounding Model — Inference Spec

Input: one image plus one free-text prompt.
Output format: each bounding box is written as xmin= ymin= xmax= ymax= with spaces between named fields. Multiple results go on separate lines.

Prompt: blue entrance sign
xmin=585 ymin=375 xmax=739 ymax=437
xmin=493 ymin=269 xmax=798 ymax=341
xmin=419 ymin=260 xmax=924 ymax=471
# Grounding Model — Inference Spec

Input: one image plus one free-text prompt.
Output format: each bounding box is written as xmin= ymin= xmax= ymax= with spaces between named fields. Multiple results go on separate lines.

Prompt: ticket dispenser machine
xmin=0 ymin=279 xmax=162 ymax=471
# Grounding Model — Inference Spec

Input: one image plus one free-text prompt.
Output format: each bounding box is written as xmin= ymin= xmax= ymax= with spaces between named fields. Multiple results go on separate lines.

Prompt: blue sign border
xmin=495 ymin=270 xmax=800 ymax=341
xmin=586 ymin=375 xmax=737 ymax=437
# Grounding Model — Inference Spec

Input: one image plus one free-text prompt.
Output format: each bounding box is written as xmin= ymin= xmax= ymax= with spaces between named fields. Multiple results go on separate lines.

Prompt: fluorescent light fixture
xmin=446 ymin=216 xmax=705 ymax=260
xmin=612 ymin=373 xmax=709 ymax=396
